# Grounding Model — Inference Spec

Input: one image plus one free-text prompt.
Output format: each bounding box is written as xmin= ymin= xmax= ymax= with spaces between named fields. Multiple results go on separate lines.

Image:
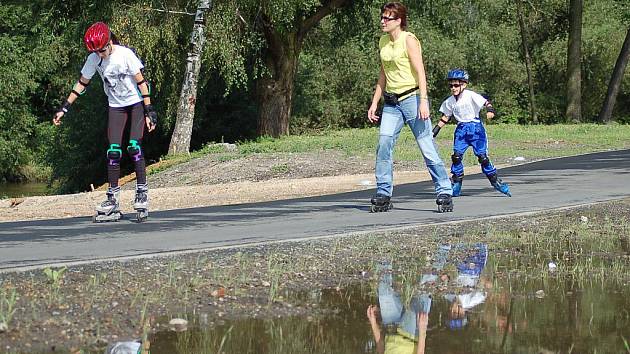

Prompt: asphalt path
xmin=1 ymin=149 xmax=629 ymax=271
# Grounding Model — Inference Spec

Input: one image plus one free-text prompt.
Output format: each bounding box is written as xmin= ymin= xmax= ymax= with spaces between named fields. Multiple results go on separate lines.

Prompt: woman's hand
xmin=419 ymin=99 xmax=430 ymax=120
xmin=368 ymin=104 xmax=380 ymax=123
xmin=367 ymin=305 xmax=379 ymax=325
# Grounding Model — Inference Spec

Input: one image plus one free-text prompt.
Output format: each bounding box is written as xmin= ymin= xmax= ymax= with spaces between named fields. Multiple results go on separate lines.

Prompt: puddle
xmin=145 ymin=242 xmax=630 ymax=353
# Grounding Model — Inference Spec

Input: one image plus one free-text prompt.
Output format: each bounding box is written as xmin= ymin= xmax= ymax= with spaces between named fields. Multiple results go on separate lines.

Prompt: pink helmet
xmin=83 ymin=22 xmax=111 ymax=52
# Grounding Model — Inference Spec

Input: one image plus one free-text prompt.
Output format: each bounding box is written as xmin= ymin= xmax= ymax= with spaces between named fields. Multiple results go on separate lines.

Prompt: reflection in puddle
xmin=147 ymin=242 xmax=630 ymax=353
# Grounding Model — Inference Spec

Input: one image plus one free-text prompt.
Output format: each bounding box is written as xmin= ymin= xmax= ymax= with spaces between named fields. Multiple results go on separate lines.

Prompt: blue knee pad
xmin=127 ymin=140 xmax=143 ymax=162
xmin=107 ymin=144 xmax=122 ymax=165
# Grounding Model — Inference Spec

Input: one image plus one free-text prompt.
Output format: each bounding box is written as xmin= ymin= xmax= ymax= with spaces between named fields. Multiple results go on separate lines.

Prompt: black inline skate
xmin=93 ymin=187 xmax=123 ymax=222
xmin=436 ymin=194 xmax=453 ymax=213
xmin=370 ymin=194 xmax=393 ymax=213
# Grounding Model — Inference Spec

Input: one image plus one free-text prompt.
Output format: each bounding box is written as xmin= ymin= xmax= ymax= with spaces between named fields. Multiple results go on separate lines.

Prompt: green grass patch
xmin=180 ymin=123 xmax=630 ymax=169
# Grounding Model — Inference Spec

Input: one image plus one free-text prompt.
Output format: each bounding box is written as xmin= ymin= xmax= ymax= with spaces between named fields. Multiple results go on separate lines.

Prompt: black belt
xmin=392 ymin=86 xmax=419 ymax=98
xmin=383 ymin=86 xmax=419 ymax=105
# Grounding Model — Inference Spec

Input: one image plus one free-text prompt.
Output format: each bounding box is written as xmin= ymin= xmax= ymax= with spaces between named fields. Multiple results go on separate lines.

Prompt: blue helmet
xmin=446 ymin=68 xmax=469 ymax=82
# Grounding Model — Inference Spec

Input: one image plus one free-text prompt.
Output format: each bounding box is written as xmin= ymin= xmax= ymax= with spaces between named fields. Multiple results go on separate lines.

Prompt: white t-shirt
xmin=81 ymin=45 xmax=144 ymax=107
xmin=458 ymin=290 xmax=486 ymax=310
xmin=439 ymin=89 xmax=488 ymax=123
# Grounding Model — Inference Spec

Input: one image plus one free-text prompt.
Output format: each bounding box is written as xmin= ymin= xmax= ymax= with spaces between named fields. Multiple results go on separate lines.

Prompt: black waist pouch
xmin=383 ymin=86 xmax=419 ymax=106
xmin=383 ymin=92 xmax=399 ymax=105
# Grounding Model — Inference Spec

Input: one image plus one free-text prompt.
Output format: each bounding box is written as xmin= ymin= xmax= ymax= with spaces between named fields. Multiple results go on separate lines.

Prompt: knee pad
xmin=127 ymin=139 xmax=143 ymax=162
xmin=107 ymin=144 xmax=122 ymax=165
xmin=477 ymin=154 xmax=490 ymax=167
xmin=451 ymin=153 xmax=463 ymax=165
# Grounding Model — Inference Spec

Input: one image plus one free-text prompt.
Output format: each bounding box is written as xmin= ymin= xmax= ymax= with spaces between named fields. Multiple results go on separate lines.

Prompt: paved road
xmin=1 ymin=150 xmax=629 ymax=271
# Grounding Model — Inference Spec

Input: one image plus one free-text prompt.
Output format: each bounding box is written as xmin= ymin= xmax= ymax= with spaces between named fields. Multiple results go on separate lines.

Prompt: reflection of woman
xmin=366 ymin=2 xmax=453 ymax=213
xmin=368 ymin=305 xmax=428 ymax=354
xmin=367 ymin=261 xmax=430 ymax=354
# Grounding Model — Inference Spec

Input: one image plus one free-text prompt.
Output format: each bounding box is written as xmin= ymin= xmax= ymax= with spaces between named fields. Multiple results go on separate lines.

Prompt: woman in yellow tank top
xmin=367 ymin=2 xmax=454 ymax=214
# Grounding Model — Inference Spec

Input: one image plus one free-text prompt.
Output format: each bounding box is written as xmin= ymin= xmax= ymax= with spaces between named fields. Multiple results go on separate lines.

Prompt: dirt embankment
xmin=0 ymin=151 xmax=491 ymax=223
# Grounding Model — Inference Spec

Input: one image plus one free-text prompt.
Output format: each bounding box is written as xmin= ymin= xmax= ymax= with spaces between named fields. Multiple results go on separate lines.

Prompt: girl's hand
xmin=52 ymin=111 xmax=64 ymax=126
xmin=145 ymin=115 xmax=156 ymax=132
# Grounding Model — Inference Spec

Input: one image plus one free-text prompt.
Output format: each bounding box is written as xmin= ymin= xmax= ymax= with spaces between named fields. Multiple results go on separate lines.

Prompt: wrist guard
xmin=144 ymin=104 xmax=158 ymax=126
xmin=57 ymin=100 xmax=71 ymax=113
xmin=432 ymin=125 xmax=441 ymax=138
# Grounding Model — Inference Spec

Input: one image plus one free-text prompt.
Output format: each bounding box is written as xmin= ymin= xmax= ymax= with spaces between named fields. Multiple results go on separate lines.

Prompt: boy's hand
xmin=486 ymin=112 xmax=495 ymax=120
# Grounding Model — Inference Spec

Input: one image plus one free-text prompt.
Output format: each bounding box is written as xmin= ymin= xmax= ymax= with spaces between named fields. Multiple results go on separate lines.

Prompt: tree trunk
xmin=168 ymin=0 xmax=211 ymax=155
xmin=599 ymin=27 xmax=630 ymax=123
xmin=256 ymin=26 xmax=300 ymax=137
xmin=565 ymin=0 xmax=582 ymax=122
xmin=254 ymin=0 xmax=349 ymax=137
xmin=516 ymin=0 xmax=538 ymax=124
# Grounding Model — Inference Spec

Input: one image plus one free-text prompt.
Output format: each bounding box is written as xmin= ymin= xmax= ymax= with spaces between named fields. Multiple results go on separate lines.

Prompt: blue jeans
xmin=375 ymin=95 xmax=452 ymax=197
xmin=451 ymin=122 xmax=497 ymax=177
xmin=378 ymin=270 xmax=432 ymax=339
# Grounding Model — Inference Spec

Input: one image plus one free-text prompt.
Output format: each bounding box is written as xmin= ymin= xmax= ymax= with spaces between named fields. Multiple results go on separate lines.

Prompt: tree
xmin=599 ymin=27 xmax=630 ymax=123
xmin=565 ymin=0 xmax=582 ymax=122
xmin=169 ymin=0 xmax=212 ymax=154
xmin=247 ymin=0 xmax=353 ymax=137
xmin=516 ymin=0 xmax=538 ymax=124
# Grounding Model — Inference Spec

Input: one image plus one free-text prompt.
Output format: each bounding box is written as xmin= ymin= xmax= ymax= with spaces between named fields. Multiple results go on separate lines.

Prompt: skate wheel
xmin=370 ymin=205 xmax=377 ymax=213
xmin=135 ymin=210 xmax=148 ymax=222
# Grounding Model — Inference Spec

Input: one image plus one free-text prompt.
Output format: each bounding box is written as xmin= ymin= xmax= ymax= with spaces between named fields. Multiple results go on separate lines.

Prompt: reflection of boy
xmin=367 ymin=262 xmax=431 ymax=354
xmin=442 ymin=243 xmax=488 ymax=330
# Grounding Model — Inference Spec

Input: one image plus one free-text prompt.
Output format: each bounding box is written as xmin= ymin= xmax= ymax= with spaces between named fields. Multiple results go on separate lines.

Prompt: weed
xmin=270 ymin=163 xmax=290 ymax=174
xmin=43 ymin=266 xmax=67 ymax=288
xmin=0 ymin=287 xmax=17 ymax=328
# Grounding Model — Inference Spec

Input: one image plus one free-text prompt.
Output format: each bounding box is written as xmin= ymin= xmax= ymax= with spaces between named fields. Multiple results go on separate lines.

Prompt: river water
xmin=0 ymin=182 xmax=49 ymax=199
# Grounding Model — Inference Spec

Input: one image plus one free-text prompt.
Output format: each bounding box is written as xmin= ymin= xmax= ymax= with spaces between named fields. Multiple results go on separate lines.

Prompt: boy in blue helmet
xmin=432 ymin=69 xmax=511 ymax=197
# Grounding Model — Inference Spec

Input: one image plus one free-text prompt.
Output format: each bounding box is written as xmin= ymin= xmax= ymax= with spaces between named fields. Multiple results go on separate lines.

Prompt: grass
xmin=2 ymin=199 xmax=630 ymax=352
xmin=151 ymin=124 xmax=630 ymax=176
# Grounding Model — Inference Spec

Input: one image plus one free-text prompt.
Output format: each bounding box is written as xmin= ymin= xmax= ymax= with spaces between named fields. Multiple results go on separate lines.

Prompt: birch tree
xmin=169 ymin=0 xmax=212 ymax=155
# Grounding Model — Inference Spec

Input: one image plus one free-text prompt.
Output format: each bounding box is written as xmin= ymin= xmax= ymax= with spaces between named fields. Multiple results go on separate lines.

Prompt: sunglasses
xmin=96 ymin=43 xmax=111 ymax=53
xmin=381 ymin=15 xmax=398 ymax=22
xmin=449 ymin=83 xmax=462 ymax=88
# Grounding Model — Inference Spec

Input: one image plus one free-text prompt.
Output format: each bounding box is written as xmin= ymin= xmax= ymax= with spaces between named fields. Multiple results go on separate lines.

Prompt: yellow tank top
xmin=379 ymin=31 xmax=420 ymax=100
xmin=384 ymin=333 xmax=417 ymax=354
